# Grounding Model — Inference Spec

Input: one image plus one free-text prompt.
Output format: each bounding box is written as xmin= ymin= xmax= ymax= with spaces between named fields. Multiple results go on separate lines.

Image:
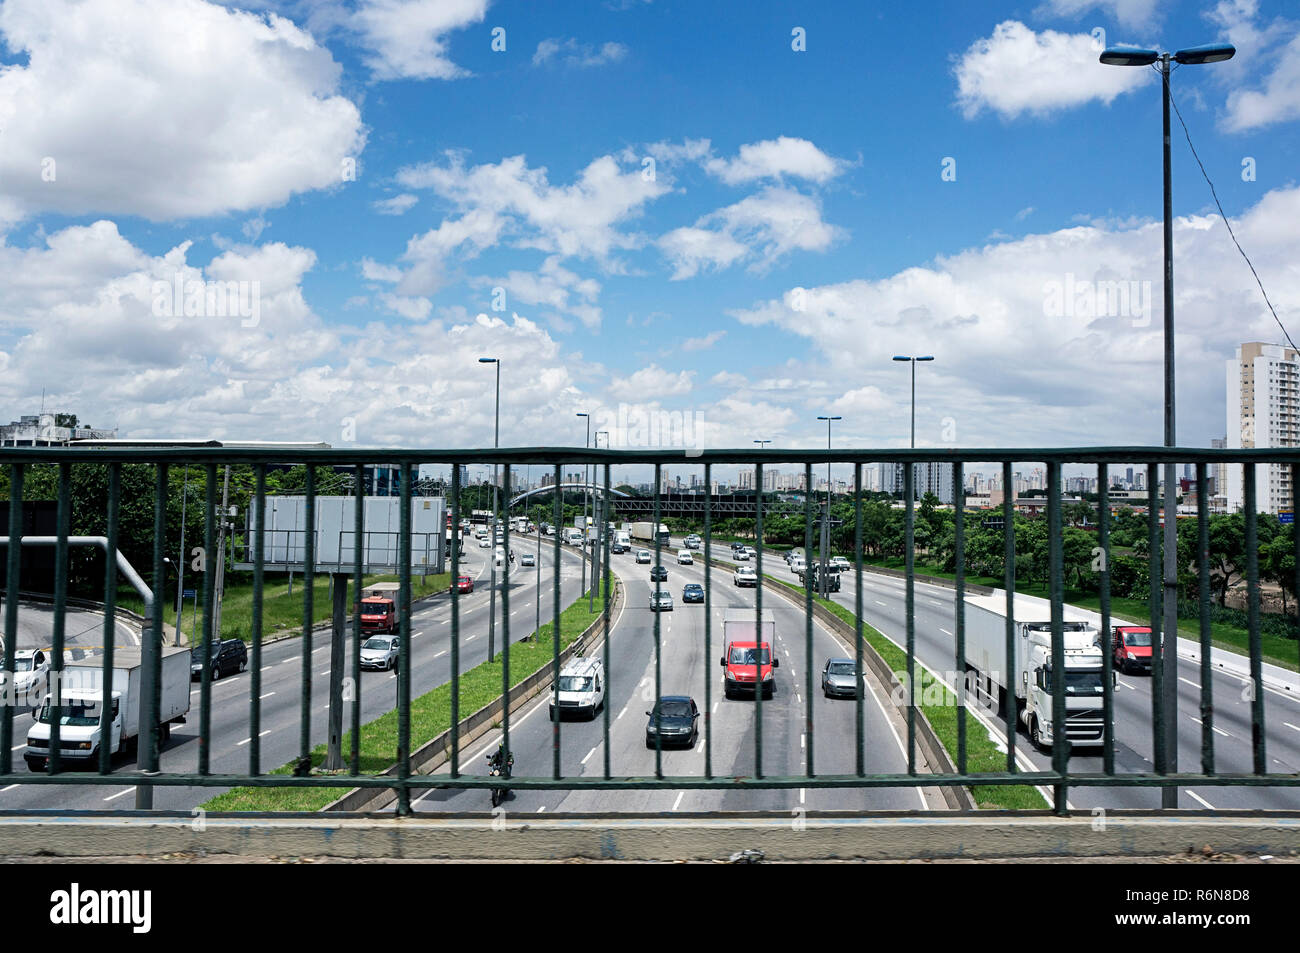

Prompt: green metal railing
xmin=1 ymin=445 xmax=1298 ymax=815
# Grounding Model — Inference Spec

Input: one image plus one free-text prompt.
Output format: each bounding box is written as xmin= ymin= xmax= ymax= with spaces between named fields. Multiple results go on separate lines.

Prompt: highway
xmin=701 ymin=540 xmax=1300 ymax=811
xmin=413 ymin=545 xmax=937 ymax=815
xmin=0 ymin=537 xmax=587 ymax=811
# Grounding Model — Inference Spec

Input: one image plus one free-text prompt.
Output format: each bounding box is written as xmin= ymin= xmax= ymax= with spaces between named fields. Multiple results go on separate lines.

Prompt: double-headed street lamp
xmin=815 ymin=417 xmax=841 ymax=597
xmin=479 ymin=357 xmax=501 ymax=663
xmin=893 ymin=355 xmax=934 ymax=501
xmin=1100 ymin=40 xmax=1234 ymax=805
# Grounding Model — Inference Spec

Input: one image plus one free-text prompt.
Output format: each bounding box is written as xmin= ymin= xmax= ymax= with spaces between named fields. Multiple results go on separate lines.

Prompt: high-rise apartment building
xmin=1227 ymin=342 xmax=1300 ymax=514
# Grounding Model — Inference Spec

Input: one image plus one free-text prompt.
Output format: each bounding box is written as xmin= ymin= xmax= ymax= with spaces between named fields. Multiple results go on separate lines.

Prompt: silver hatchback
xmin=822 ymin=658 xmax=860 ymax=698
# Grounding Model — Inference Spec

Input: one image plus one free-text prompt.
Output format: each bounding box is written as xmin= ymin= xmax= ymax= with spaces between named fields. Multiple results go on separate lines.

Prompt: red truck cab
xmin=1112 ymin=625 xmax=1153 ymax=674
xmin=359 ymin=596 xmax=397 ymax=634
xmin=720 ymin=641 xmax=779 ymax=699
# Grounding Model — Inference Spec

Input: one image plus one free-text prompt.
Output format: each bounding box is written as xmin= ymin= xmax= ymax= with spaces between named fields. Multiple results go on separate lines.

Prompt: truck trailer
xmin=26 ymin=646 xmax=191 ymax=770
xmin=962 ymin=593 xmax=1108 ymax=751
xmin=630 ymin=522 xmax=670 ymax=546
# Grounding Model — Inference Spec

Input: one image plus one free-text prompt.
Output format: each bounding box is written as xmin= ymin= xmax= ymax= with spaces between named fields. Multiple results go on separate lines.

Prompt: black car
xmin=645 ymin=696 xmax=700 ymax=748
xmin=191 ymin=639 xmax=247 ymax=681
xmin=682 ymin=583 xmax=704 ymax=603
xmin=650 ymin=565 xmax=668 ymax=581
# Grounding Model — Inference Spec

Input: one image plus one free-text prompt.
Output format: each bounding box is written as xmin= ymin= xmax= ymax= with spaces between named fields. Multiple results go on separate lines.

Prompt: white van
xmin=677 ymin=549 xmax=694 ymax=565
xmin=550 ymin=656 xmax=605 ymax=720
xmin=564 ymin=528 xmax=584 ymax=546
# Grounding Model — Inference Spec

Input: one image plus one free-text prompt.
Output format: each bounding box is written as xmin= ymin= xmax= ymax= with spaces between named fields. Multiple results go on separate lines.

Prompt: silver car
xmin=521 ymin=552 xmax=536 ymax=567
xmin=822 ymin=658 xmax=860 ymax=698
xmin=361 ymin=635 xmax=400 ymax=671
xmin=650 ymin=591 xmax=674 ymax=612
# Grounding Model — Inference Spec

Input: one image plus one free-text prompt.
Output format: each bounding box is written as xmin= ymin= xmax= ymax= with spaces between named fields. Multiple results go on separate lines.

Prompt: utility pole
xmin=212 ymin=465 xmax=231 ymax=641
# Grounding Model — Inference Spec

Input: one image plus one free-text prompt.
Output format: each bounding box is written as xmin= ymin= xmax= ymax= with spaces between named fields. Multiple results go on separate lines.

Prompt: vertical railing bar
xmin=602 ymin=462 xmax=612 ymax=781
xmin=251 ymin=465 xmax=266 ymax=775
xmin=853 ymin=462 xmax=864 ymax=777
xmin=1197 ymin=461 xmax=1213 ymax=776
xmin=1244 ymin=464 xmax=1265 ymax=775
xmin=450 ymin=464 xmax=461 ymax=778
xmin=139 ymin=463 xmax=167 ymax=808
xmin=1047 ymin=460 xmax=1067 ymax=814
xmin=47 ymin=462 xmax=70 ymax=776
xmin=1 ymin=463 xmax=23 ymax=775
xmin=199 ymin=464 xmax=215 ymax=776
xmin=703 ymin=462 xmax=713 ymax=780
xmin=653 ymin=463 xmax=663 ymax=778
xmin=804 ymin=462 xmax=814 ymax=780
xmin=551 ymin=464 xmax=561 ymax=780
xmin=500 ymin=463 xmax=511 ymax=783
xmin=755 ymin=461 xmax=765 ymax=780
xmin=300 ymin=465 xmax=315 ymax=769
xmin=397 ymin=461 xmax=412 ymax=814
xmin=953 ymin=461 xmax=966 ymax=775
xmin=1098 ymin=464 xmax=1115 ymax=775
xmin=1147 ymin=462 xmax=1166 ymax=778
xmin=1294 ymin=462 xmax=1300 ymax=741
xmin=904 ymin=460 xmax=916 ymax=775
xmin=349 ymin=465 xmax=363 ymax=776
xmin=803 ymin=463 xmax=815 ymax=776
xmin=1002 ymin=461 xmax=1016 ymax=772
xmin=97 ymin=463 xmax=119 ymax=776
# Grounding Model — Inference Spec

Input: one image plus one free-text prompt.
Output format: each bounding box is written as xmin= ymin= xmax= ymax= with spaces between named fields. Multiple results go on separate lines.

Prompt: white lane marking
xmin=1178 ymin=677 xmax=1200 ymax=689
xmin=319 ymin=671 xmax=331 ymax=678
xmin=800 ymin=733 xmax=805 ymax=750
xmin=237 ymin=730 xmax=273 ymax=746
xmin=874 ymin=600 xmax=887 ymax=607
xmin=103 ymin=788 xmax=134 ymax=802
xmin=1286 ymin=722 xmax=1300 ymax=733
xmin=433 ymin=650 xmax=446 ymax=659
xmin=671 ymin=791 xmax=685 ymax=811
xmin=616 ymin=704 xmax=628 ymax=722
xmin=712 ymin=701 xmax=719 ymax=715
xmin=581 ymin=747 xmax=597 ymax=765
xmin=1 ymin=783 xmax=17 ymax=792
xmin=1187 ymin=790 xmax=1214 ymax=810
xmin=259 ymin=692 xmax=275 ymax=700
xmin=796 ymin=693 xmax=801 ymax=703
xmin=413 ymin=631 xmax=424 ymax=638
xmin=1190 ymin=717 xmax=1230 ymax=737
xmin=439 ymin=620 xmax=448 ymax=625
xmin=939 ymin=628 xmax=953 ymax=636
xmin=281 ymin=658 xmax=295 ymax=665
xmin=10 ymin=744 xmax=24 ymax=753
xmin=313 ymin=645 xmax=329 ymax=654
xmin=696 ymin=738 xmax=705 ymax=753
xmin=864 ymin=664 xmax=929 ymax=812
xmin=537 ymin=806 xmax=547 ymax=813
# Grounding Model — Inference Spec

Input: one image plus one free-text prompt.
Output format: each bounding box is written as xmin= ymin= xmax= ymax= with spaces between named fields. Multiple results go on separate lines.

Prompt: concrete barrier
xmin=2 ymin=813 xmax=1296 ymax=861
xmin=321 ymin=578 xmax=623 ymax=813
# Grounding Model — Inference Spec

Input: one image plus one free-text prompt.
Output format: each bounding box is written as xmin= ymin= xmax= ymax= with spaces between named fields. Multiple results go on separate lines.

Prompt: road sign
xmin=182 ymin=589 xmax=196 ymax=598
xmin=1281 ymin=511 xmax=1294 ymax=525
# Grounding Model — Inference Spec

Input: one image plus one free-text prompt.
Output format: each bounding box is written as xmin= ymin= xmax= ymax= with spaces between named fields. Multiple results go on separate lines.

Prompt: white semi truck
xmin=25 ymin=646 xmax=191 ymax=770
xmin=630 ymin=522 xmax=670 ymax=546
xmin=962 ymin=593 xmax=1108 ymax=751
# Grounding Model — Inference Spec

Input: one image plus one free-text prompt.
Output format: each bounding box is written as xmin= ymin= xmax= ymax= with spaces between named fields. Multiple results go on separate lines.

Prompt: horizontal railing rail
xmin=1 ymin=446 xmax=1297 ymax=817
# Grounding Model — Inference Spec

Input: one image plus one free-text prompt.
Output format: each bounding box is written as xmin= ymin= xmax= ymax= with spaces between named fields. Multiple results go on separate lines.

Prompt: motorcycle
xmin=487 ymin=747 xmax=514 ymax=807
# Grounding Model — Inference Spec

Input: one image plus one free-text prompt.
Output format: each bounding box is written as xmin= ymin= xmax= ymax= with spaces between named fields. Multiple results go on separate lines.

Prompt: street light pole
xmin=893 ymin=355 xmax=935 ymax=499
xmin=577 ymin=412 xmax=591 ymax=609
xmin=479 ymin=357 xmax=500 ymax=663
xmin=1101 ymin=39 xmax=1234 ymax=808
xmin=815 ymin=418 xmax=840 ymax=598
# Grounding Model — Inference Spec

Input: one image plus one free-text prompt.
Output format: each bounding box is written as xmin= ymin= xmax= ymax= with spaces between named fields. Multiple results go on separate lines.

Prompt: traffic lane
xmin=430 ymin=554 xmax=918 ymax=815
xmin=855 ymin=577 xmax=1300 ymax=810
xmin=4 ymin=602 xmax=139 ymax=654
xmin=1 ymin=544 xmax=586 ymax=810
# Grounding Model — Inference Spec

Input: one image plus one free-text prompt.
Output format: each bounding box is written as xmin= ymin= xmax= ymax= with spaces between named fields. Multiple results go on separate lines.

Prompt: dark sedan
xmin=645 ymin=696 xmax=700 ymax=749
xmin=650 ymin=565 xmax=668 ymax=582
xmin=191 ymin=639 xmax=247 ymax=681
xmin=682 ymin=583 xmax=704 ymax=603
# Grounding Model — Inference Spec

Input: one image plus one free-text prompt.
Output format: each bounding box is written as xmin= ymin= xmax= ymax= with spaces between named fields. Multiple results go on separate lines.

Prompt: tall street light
xmin=576 ymin=412 xmax=591 ymax=609
xmin=816 ymin=417 xmax=841 ymax=597
xmin=893 ymin=355 xmax=934 ymax=500
xmin=754 ymin=439 xmax=772 ymax=549
xmin=479 ymin=357 xmax=500 ymax=663
xmin=1101 ymin=40 xmax=1234 ymax=807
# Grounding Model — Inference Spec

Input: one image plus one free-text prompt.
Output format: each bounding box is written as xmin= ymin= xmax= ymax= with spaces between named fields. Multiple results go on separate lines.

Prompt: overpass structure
xmin=509 ymin=482 xmax=779 ymax=517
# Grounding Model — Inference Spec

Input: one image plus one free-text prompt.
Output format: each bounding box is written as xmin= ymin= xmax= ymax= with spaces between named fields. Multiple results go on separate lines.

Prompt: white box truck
xmin=25 ymin=646 xmax=191 ymax=770
xmin=962 ymin=592 xmax=1107 ymax=751
xmin=631 ymin=522 xmax=670 ymax=546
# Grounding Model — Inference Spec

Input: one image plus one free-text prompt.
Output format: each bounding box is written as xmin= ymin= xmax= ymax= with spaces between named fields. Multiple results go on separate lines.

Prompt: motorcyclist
xmin=487 ymin=743 xmax=513 ymax=775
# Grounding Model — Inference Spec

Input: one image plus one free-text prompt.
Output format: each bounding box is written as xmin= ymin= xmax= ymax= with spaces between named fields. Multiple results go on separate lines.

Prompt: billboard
xmin=241 ymin=496 xmax=446 ymax=574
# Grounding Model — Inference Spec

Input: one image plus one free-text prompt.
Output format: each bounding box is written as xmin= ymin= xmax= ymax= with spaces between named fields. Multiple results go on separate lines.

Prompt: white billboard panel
xmin=250 ymin=496 xmax=445 ymax=573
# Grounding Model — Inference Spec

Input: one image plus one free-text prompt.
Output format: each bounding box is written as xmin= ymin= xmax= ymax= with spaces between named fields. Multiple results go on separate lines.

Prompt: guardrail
xmin=1 ymin=445 xmax=1298 ymax=817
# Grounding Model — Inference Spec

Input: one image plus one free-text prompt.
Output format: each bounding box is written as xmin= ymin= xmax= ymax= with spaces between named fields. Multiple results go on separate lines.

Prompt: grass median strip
xmin=765 ymin=574 xmax=1048 ymax=810
xmin=200 ymin=586 xmax=610 ymax=813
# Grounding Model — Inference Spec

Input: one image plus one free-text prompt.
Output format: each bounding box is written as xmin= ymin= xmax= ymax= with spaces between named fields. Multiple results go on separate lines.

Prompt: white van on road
xmin=550 ymin=657 xmax=605 ymax=720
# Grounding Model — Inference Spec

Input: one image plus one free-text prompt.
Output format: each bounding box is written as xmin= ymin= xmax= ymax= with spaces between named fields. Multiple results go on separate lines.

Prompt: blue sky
xmin=1 ymin=0 xmax=1298 ymax=468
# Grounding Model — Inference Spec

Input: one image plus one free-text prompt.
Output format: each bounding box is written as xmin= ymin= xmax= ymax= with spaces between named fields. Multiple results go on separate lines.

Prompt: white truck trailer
xmin=962 ymin=592 xmax=1107 ymax=751
xmin=630 ymin=522 xmax=670 ymax=546
xmin=25 ymin=646 xmax=191 ymax=770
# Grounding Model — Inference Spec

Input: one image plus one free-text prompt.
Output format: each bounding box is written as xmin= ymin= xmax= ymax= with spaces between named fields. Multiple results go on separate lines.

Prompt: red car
xmin=359 ymin=596 xmax=397 ymax=634
xmin=720 ymin=640 xmax=779 ymax=699
xmin=1112 ymin=625 xmax=1153 ymax=674
xmin=451 ymin=575 xmax=475 ymax=594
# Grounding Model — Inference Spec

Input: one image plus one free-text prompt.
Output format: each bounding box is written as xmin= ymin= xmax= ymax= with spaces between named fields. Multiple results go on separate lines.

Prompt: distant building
xmin=1 ymin=413 xmax=117 ymax=446
xmin=1226 ymin=342 xmax=1300 ymax=514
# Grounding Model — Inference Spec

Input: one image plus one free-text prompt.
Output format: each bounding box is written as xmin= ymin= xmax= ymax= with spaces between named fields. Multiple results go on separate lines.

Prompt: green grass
xmin=864 ymin=557 xmax=1299 ymax=673
xmin=199 ymin=586 xmax=610 ymax=812
xmin=116 ymin=572 xmax=451 ymax=646
xmin=764 ymin=573 xmax=1048 ymax=810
